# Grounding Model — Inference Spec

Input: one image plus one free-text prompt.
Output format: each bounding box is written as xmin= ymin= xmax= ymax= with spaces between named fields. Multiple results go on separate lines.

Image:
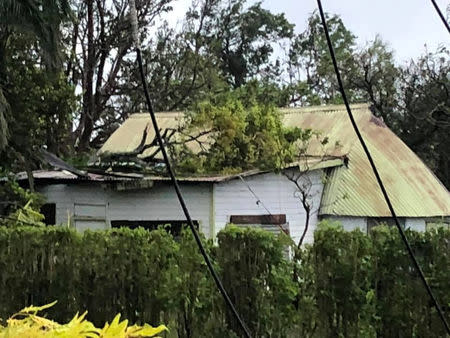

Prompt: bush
xmin=0 ymin=301 xmax=167 ymax=337
xmin=0 ymin=224 xmax=448 ymax=337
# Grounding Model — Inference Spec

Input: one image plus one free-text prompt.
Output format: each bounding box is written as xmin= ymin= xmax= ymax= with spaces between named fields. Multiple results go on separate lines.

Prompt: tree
xmin=204 ymin=0 xmax=294 ymax=88
xmin=344 ymin=36 xmax=401 ymax=131
xmin=0 ymin=34 xmax=76 ymax=177
xmin=0 ymin=0 xmax=71 ymax=150
xmin=67 ymin=0 xmax=173 ymax=151
xmin=397 ymin=48 xmax=450 ymax=188
xmin=286 ymin=11 xmax=357 ymax=105
xmin=169 ymin=91 xmax=307 ymax=174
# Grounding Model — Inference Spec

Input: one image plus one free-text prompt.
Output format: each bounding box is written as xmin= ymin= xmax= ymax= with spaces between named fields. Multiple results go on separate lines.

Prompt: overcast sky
xmin=168 ymin=0 xmax=450 ymax=64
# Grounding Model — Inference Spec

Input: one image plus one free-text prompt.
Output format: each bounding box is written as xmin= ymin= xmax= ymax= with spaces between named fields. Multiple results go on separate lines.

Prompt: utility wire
xmin=430 ymin=0 xmax=450 ymax=34
xmin=238 ymin=175 xmax=289 ymax=235
xmin=316 ymin=0 xmax=450 ymax=334
xmin=128 ymin=1 xmax=251 ymax=337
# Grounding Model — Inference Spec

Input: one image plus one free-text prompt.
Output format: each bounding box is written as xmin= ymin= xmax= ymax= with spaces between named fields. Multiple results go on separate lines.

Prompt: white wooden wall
xmin=405 ymin=218 xmax=426 ymax=232
xmin=324 ymin=216 xmax=367 ymax=232
xmin=106 ymin=183 xmax=212 ymax=237
xmin=323 ymin=216 xmax=426 ymax=233
xmin=213 ymin=169 xmax=325 ymax=244
xmin=37 ymin=177 xmax=429 ymax=242
xmin=38 ymin=182 xmax=212 ymax=236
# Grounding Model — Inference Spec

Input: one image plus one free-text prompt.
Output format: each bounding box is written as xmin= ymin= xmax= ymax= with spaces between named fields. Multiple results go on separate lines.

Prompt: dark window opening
xmin=111 ymin=220 xmax=199 ymax=237
xmin=367 ymin=217 xmax=405 ymax=233
xmin=229 ymin=214 xmax=289 ymax=235
xmin=41 ymin=203 xmax=56 ymax=225
xmin=230 ymin=214 xmax=286 ymax=225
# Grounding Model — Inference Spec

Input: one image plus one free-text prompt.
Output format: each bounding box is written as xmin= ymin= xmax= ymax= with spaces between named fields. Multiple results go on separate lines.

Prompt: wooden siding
xmin=324 ymin=216 xmax=368 ymax=232
xmin=214 ymin=169 xmax=324 ymax=244
xmin=106 ymin=182 xmax=211 ymax=236
xmin=38 ymin=184 xmax=108 ymax=229
xmin=37 ymin=182 xmax=212 ymax=236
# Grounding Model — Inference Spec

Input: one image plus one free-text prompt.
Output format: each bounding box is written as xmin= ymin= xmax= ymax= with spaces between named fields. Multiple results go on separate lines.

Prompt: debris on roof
xmin=97 ymin=103 xmax=450 ymax=217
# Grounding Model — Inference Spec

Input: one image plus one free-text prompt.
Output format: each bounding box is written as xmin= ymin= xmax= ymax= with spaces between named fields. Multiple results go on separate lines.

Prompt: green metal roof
xmin=281 ymin=104 xmax=450 ymax=217
xmin=98 ymin=104 xmax=450 ymax=217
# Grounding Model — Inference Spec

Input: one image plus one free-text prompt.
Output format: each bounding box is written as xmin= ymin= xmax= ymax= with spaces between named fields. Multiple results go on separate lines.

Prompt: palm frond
xmin=0 ymin=0 xmax=73 ymax=68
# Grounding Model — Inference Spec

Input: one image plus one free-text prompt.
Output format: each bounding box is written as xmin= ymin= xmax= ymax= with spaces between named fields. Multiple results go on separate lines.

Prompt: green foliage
xmin=0 ymin=33 xmax=77 ymax=172
xmin=0 ymin=224 xmax=448 ymax=336
xmin=175 ymin=92 xmax=310 ymax=174
xmin=0 ymin=176 xmax=45 ymax=224
xmin=216 ymin=226 xmax=296 ymax=337
xmin=288 ymin=11 xmax=357 ymax=104
xmin=0 ymin=0 xmax=72 ymax=69
xmin=0 ymin=301 xmax=167 ymax=337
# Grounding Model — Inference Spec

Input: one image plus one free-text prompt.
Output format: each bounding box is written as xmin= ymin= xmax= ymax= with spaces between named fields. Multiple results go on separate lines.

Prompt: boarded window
xmin=41 ymin=203 xmax=56 ymax=225
xmin=229 ymin=214 xmax=289 ymax=235
xmin=111 ymin=220 xmax=199 ymax=237
xmin=74 ymin=203 xmax=107 ymax=231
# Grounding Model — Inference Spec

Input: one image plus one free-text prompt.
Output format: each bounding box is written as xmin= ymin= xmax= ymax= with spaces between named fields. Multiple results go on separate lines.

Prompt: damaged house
xmin=19 ymin=104 xmax=450 ymax=244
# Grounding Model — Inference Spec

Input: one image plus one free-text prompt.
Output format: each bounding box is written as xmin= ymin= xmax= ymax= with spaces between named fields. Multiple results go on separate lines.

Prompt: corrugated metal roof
xmin=97 ymin=104 xmax=450 ymax=217
xmin=281 ymin=104 xmax=450 ymax=217
xmin=19 ymin=158 xmax=342 ymax=184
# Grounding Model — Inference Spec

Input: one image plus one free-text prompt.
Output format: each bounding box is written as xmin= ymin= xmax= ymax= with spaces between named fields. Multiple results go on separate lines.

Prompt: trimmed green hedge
xmin=0 ymin=224 xmax=448 ymax=337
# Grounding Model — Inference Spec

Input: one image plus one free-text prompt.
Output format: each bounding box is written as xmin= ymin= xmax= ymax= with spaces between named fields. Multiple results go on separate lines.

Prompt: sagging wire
xmin=430 ymin=0 xmax=450 ymax=34
xmin=316 ymin=0 xmax=450 ymax=333
xmin=127 ymin=1 xmax=252 ymax=337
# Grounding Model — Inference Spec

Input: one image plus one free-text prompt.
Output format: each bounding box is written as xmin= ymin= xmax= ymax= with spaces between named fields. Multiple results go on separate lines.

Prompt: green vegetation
xmin=0 ymin=302 xmax=167 ymax=337
xmin=0 ymin=1 xmax=448 ymax=188
xmin=0 ymin=224 xmax=448 ymax=337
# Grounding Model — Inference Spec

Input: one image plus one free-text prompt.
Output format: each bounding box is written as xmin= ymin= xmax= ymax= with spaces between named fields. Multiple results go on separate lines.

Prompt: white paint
xmin=38 ymin=182 xmax=212 ymax=236
xmin=323 ymin=216 xmax=367 ymax=233
xmin=405 ymin=218 xmax=426 ymax=232
xmin=36 ymin=175 xmax=429 ymax=241
xmin=213 ymin=169 xmax=325 ymax=245
xmin=106 ymin=182 xmax=212 ymax=237
xmin=38 ymin=184 xmax=107 ymax=228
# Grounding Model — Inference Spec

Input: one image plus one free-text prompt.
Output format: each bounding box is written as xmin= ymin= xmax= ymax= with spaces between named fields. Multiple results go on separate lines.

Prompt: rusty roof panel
xmin=286 ymin=105 xmax=450 ymax=217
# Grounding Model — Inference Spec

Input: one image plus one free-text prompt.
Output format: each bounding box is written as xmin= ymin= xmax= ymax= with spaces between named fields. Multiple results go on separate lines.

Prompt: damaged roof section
xmin=17 ymin=156 xmax=343 ymax=185
xmin=96 ymin=104 xmax=450 ymax=218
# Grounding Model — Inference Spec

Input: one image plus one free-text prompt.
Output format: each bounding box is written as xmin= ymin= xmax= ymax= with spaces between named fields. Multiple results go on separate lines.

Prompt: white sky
xmin=166 ymin=0 xmax=450 ymax=64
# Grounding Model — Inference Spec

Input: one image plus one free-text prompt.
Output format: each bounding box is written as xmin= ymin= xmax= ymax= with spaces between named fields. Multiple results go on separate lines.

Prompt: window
xmin=229 ymin=214 xmax=289 ymax=235
xmin=41 ymin=203 xmax=56 ymax=225
xmin=74 ymin=203 xmax=107 ymax=231
xmin=111 ymin=220 xmax=199 ymax=237
xmin=367 ymin=217 xmax=405 ymax=233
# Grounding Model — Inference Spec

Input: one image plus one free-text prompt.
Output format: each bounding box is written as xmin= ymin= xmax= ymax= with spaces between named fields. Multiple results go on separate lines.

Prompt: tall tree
xmin=0 ymin=0 xmax=71 ymax=150
xmin=397 ymin=48 xmax=450 ymax=188
xmin=0 ymin=34 xmax=76 ymax=173
xmin=286 ymin=11 xmax=357 ymax=105
xmin=205 ymin=0 xmax=294 ymax=88
xmin=68 ymin=0 xmax=173 ymax=151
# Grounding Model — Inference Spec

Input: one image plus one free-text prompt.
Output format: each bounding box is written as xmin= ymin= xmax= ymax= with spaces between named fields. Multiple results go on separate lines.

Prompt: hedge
xmin=0 ymin=224 xmax=448 ymax=337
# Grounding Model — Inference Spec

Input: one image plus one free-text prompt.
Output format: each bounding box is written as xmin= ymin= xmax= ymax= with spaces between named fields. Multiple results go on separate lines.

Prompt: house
xmin=20 ymin=104 xmax=450 ymax=244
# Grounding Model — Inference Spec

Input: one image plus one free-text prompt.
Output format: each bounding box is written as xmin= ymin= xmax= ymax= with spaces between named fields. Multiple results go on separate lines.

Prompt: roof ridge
xmin=127 ymin=104 xmax=371 ymax=118
xmin=129 ymin=111 xmax=184 ymax=118
xmin=280 ymin=103 xmax=370 ymax=115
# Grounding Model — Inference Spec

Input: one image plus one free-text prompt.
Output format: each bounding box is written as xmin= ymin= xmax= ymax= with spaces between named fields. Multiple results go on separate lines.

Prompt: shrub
xmin=0 ymin=301 xmax=167 ymax=337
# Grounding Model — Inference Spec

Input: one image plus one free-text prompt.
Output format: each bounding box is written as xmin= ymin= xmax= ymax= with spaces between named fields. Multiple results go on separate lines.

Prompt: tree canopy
xmin=0 ymin=0 xmax=448 ymax=189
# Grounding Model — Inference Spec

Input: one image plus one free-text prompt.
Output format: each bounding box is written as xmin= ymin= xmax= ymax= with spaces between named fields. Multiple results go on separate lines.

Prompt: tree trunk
xmin=79 ymin=0 xmax=95 ymax=151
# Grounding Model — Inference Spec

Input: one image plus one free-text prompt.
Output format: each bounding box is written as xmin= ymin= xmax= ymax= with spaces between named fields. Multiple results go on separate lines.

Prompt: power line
xmin=238 ymin=175 xmax=289 ymax=235
xmin=430 ymin=0 xmax=450 ymax=34
xmin=128 ymin=1 xmax=251 ymax=337
xmin=315 ymin=0 xmax=450 ymax=334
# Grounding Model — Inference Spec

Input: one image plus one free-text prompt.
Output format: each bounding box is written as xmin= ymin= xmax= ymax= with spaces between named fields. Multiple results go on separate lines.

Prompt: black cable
xmin=128 ymin=1 xmax=251 ymax=337
xmin=430 ymin=0 xmax=450 ymax=34
xmin=316 ymin=0 xmax=450 ymax=334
